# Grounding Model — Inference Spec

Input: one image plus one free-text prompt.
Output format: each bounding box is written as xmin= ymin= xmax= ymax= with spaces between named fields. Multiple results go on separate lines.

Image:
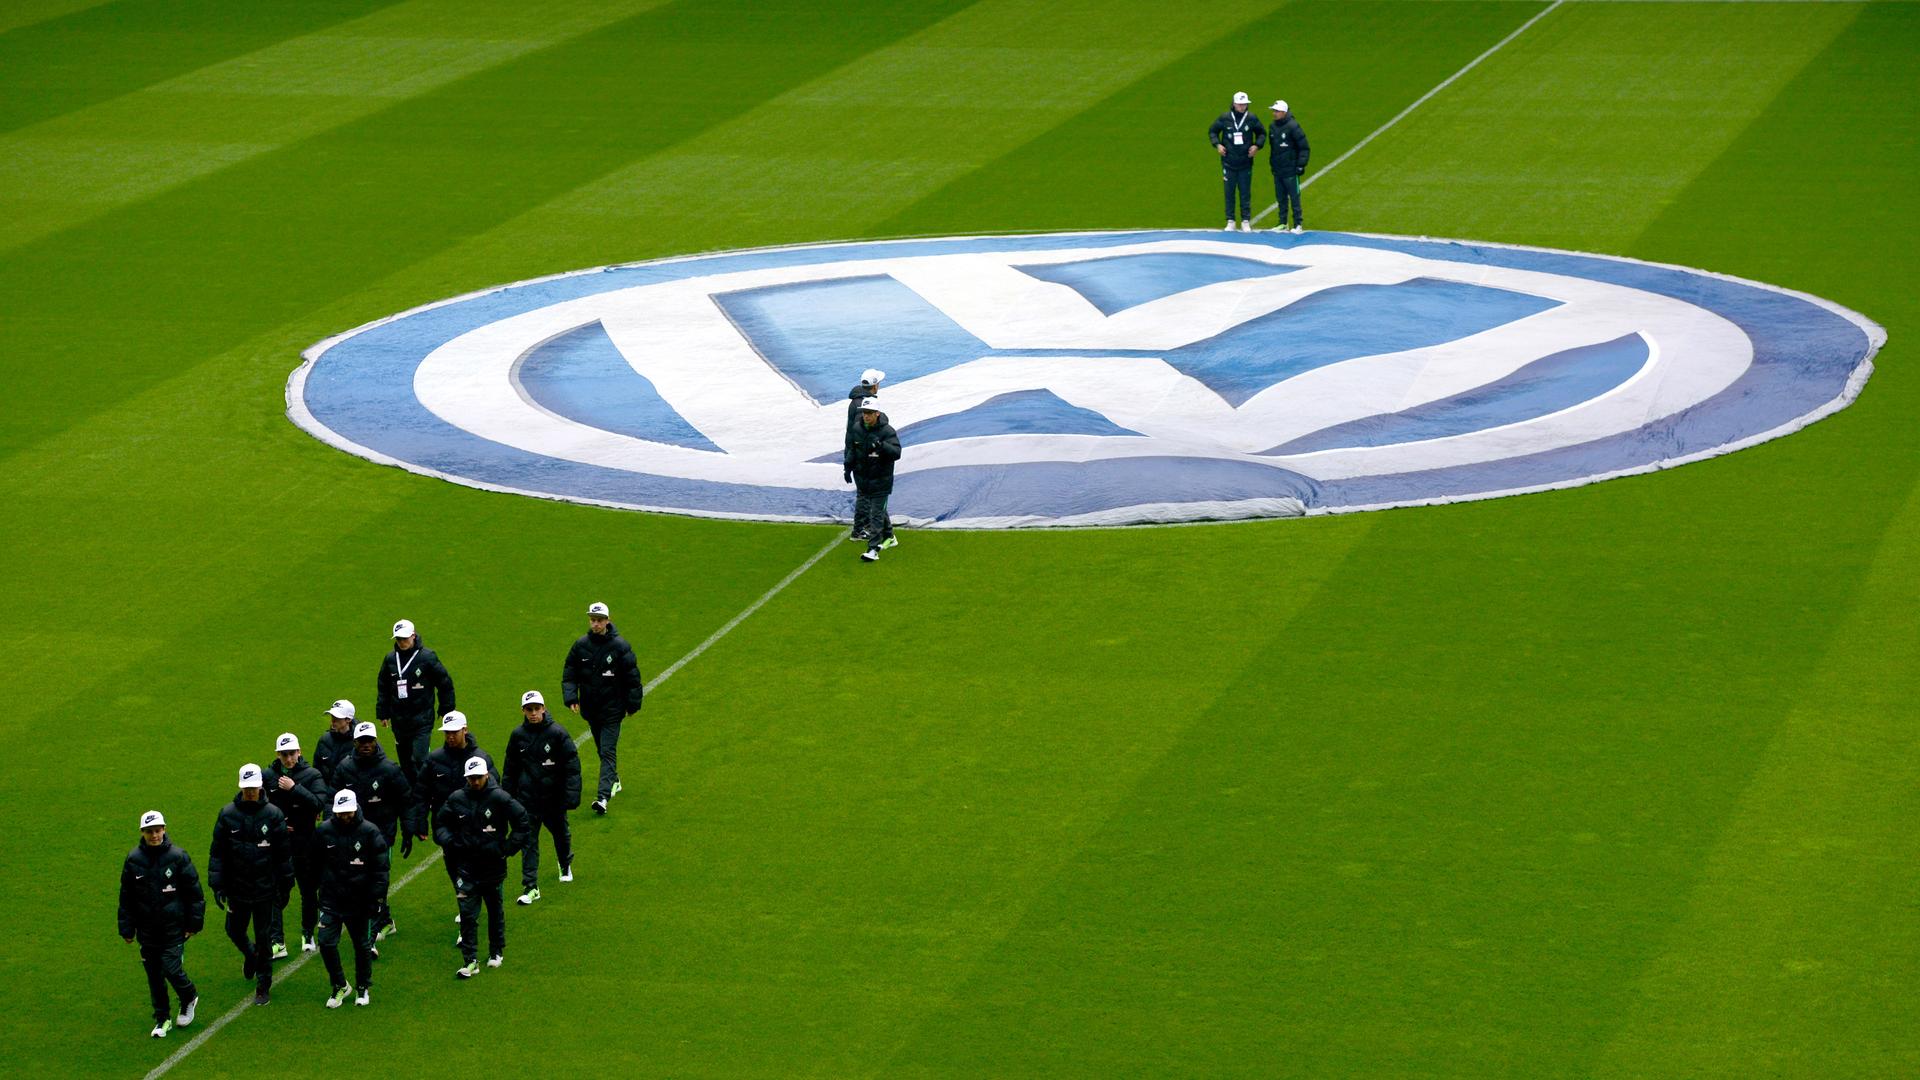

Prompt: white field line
xmin=1251 ymin=0 xmax=1565 ymax=227
xmin=142 ymin=534 xmax=842 ymax=1079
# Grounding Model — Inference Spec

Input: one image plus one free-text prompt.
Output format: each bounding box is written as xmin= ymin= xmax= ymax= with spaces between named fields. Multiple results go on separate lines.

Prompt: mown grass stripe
xmin=0 ymin=0 xmax=399 ymax=136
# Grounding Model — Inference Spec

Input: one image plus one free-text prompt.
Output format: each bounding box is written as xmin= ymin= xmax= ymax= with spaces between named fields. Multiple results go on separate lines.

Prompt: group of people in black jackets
xmin=1209 ymin=91 xmax=1313 ymax=233
xmin=117 ymin=603 xmax=646 ymax=1037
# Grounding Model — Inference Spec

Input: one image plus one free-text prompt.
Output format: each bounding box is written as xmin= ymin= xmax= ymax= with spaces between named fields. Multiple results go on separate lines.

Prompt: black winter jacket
xmin=374 ymin=639 xmax=455 ymax=729
xmin=505 ymin=715 xmax=583 ymax=810
xmin=845 ymin=384 xmax=879 ymax=452
xmin=313 ymin=815 xmax=389 ymax=911
xmin=268 ymin=757 xmax=331 ymax=854
xmin=1266 ymin=114 xmax=1310 ymax=176
xmin=118 ymin=839 xmax=206 ymax=942
xmin=434 ymin=780 xmax=531 ymax=885
xmin=846 ymin=417 xmax=902 ymax=496
xmin=208 ymin=796 xmax=294 ymax=905
xmin=313 ymin=727 xmax=356 ymax=788
xmin=1208 ymin=109 xmax=1265 ymax=169
xmin=562 ymin=625 xmax=644 ymax=725
xmin=411 ymin=736 xmax=498 ymax=837
xmin=332 ymin=745 xmax=411 ymax=834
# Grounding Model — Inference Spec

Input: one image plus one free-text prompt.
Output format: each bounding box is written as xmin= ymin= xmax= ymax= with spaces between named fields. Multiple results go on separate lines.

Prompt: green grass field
xmin=2 ymin=1 xmax=1915 ymax=1076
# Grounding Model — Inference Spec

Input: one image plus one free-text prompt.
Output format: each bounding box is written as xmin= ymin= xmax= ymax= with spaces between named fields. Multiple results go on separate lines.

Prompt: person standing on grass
xmin=1267 ymin=99 xmax=1311 ymax=233
xmin=847 ymin=398 xmax=901 ymax=563
xmin=1209 ymin=91 xmax=1265 ymax=231
xmin=208 ymin=763 xmax=293 ymax=1007
xmin=314 ymin=790 xmax=387 ymax=1009
xmin=437 ymin=756 xmax=531 ymax=979
xmin=313 ymin=700 xmax=358 ymax=789
xmin=331 ymin=721 xmax=411 ymax=941
xmin=563 ymin=602 xmax=643 ymax=816
xmin=267 ymin=733 xmax=331 ymax=959
xmin=411 ymin=710 xmax=497 ymax=948
xmin=506 ymin=689 xmax=583 ymax=904
xmin=119 ymin=810 xmax=203 ymax=1039
xmin=374 ymin=618 xmax=455 ymax=786
xmin=844 ymin=368 xmax=885 ymax=540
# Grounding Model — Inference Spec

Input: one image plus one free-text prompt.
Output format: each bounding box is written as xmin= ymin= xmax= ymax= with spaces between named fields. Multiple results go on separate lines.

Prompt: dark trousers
xmin=854 ymin=491 xmax=893 ymax=550
xmin=455 ymin=874 xmax=506 ymax=962
xmin=316 ymin=905 xmax=375 ymax=991
xmin=224 ymin=899 xmax=274 ymax=990
xmin=590 ymin=719 xmax=621 ymax=800
xmin=520 ymin=802 xmax=573 ymax=890
xmin=374 ymin=820 xmax=399 ymax=928
xmin=1272 ymin=171 xmax=1304 ymax=227
xmin=272 ymin=850 xmax=321 ymax=944
xmin=1223 ymin=166 xmax=1253 ymax=221
xmin=139 ymin=938 xmax=196 ymax=1023
xmin=392 ymin=719 xmax=431 ymax=784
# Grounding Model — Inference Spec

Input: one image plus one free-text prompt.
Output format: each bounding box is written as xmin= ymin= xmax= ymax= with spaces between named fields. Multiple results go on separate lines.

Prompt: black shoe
xmin=242 ymin=956 xmax=255 ymax=980
xmin=253 ymin=989 xmax=270 ymax=1006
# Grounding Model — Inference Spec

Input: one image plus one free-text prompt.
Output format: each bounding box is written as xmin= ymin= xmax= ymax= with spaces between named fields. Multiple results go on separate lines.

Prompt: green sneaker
xmin=516 ymin=888 xmax=541 ymax=905
xmin=149 ymin=1019 xmax=174 ymax=1039
xmin=879 ymin=536 xmax=899 ymax=550
xmin=456 ymin=961 xmax=480 ymax=980
xmin=326 ymin=985 xmax=351 ymax=1010
xmin=610 ymin=781 xmax=623 ymax=798
xmin=270 ymin=942 xmax=290 ymax=960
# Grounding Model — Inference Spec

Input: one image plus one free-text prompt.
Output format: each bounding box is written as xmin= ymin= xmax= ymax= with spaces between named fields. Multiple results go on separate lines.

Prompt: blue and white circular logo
xmin=290 ymin=231 xmax=1882 ymax=527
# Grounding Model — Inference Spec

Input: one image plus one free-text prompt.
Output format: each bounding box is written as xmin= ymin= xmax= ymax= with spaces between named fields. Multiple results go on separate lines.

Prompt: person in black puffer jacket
xmin=119 ymin=810 xmax=204 ymax=1038
xmin=208 ymin=764 xmax=293 ymax=1003
xmin=562 ymin=602 xmax=644 ymax=814
xmin=330 ymin=723 xmax=412 ymax=940
xmin=409 ymin=711 xmax=498 ymax=937
xmin=504 ymin=690 xmax=582 ymax=902
xmin=846 ymin=399 xmax=902 ymax=562
xmin=313 ymin=700 xmax=359 ymax=788
xmin=266 ymin=733 xmax=331 ymax=957
xmin=1265 ymin=99 xmax=1311 ymax=233
xmin=435 ymin=759 xmax=530 ymax=974
xmin=313 ymin=790 xmax=388 ymax=1006
xmin=373 ymin=619 xmax=456 ymax=785
xmin=843 ymin=368 xmax=885 ymax=539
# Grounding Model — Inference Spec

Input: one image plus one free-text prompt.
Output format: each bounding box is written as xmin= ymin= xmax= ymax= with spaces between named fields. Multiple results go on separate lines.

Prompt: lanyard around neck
xmin=394 ymin=649 xmax=419 ymax=678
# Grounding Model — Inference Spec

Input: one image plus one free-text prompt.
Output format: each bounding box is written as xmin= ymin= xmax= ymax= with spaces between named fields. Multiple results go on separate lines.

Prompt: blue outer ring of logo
xmin=289 ymin=230 xmax=1882 ymax=527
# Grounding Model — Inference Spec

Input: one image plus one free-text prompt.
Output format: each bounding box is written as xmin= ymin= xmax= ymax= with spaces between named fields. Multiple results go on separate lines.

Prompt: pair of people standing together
xmin=1209 ymin=91 xmax=1311 ymax=233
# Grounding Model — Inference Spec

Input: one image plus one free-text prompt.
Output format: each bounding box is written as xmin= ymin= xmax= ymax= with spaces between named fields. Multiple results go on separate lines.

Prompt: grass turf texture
xmin=0 ymin=1 xmax=1914 ymax=1076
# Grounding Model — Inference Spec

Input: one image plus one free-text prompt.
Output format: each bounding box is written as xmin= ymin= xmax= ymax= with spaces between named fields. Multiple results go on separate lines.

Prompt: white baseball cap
xmin=332 ymin=790 xmax=358 ymax=814
xmin=140 ymin=810 xmax=166 ymax=829
xmin=859 ymin=397 xmax=881 ymax=411
xmin=463 ymin=756 xmax=488 ymax=778
xmin=238 ymin=763 xmax=263 ymax=788
xmin=353 ymin=721 xmax=378 ymax=740
xmin=326 ymin=699 xmax=356 ymax=720
xmin=1232 ymin=91 xmax=1250 ymax=104
xmin=521 ymin=690 xmax=545 ymax=707
xmin=392 ymin=619 xmax=415 ymax=638
xmin=860 ymin=369 xmax=885 ymax=385
xmin=440 ymin=710 xmax=468 ymax=731
xmin=275 ymin=732 xmax=300 ymax=753
xmin=587 ymin=602 xmax=610 ymax=618
xmin=1271 ymin=99 xmax=1289 ymax=113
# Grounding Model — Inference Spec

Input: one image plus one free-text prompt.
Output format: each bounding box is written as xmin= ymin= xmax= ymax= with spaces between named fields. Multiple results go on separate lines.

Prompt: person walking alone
xmin=562 ymin=602 xmax=643 ymax=816
xmin=846 ymin=398 xmax=902 ymax=562
xmin=505 ymin=690 xmax=582 ymax=903
xmin=208 ymin=764 xmax=293 ymax=1006
xmin=1266 ymin=99 xmax=1311 ymax=233
xmin=118 ymin=810 xmax=203 ymax=1038
xmin=1209 ymin=91 xmax=1265 ymax=231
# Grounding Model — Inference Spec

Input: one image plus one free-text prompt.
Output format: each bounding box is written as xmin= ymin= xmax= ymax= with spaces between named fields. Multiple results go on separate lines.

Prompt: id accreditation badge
xmin=396 ymin=678 xmax=409 ymax=700
xmin=1232 ymin=132 xmax=1244 ymax=146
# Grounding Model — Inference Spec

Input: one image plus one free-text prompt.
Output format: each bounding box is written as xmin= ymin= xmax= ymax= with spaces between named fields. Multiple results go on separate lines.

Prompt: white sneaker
xmin=301 ymin=935 xmax=316 ymax=953
xmin=517 ymin=888 xmax=540 ymax=905
xmin=1223 ymin=221 xmax=1235 ymax=232
xmin=327 ymin=986 xmax=350 ymax=1009
xmin=1239 ymin=221 xmax=1251 ymax=232
xmin=456 ymin=961 xmax=479 ymax=979
xmin=486 ymin=954 xmax=503 ymax=969
xmin=861 ymin=548 xmax=880 ymax=562
xmin=454 ymin=913 xmax=462 ymax=925
xmin=1291 ymin=225 xmax=1303 ymax=235
xmin=176 ymin=997 xmax=197 ymax=1027
xmin=559 ymin=865 xmax=573 ymax=883
xmin=150 ymin=1020 xmax=172 ymax=1039
xmin=355 ymin=989 xmax=371 ymax=1007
